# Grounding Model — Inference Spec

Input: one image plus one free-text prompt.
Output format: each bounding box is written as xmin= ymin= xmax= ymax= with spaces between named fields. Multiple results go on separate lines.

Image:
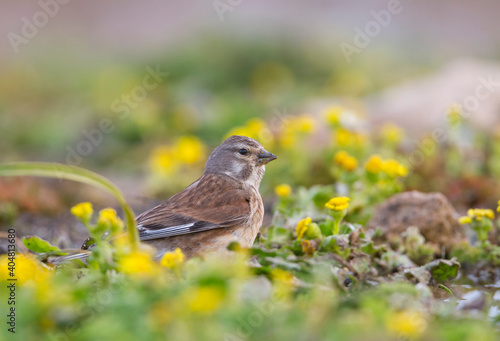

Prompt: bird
xmin=136 ymin=135 xmax=277 ymax=258
xmin=57 ymin=135 xmax=277 ymax=262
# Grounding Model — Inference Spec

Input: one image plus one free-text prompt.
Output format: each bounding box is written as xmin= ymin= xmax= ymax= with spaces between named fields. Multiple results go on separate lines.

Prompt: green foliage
xmin=22 ymin=236 xmax=65 ymax=255
xmin=425 ymin=259 xmax=460 ymax=283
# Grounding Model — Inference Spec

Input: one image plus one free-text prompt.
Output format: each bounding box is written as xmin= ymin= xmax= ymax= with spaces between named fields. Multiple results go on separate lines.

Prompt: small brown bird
xmin=136 ymin=135 xmax=277 ymax=258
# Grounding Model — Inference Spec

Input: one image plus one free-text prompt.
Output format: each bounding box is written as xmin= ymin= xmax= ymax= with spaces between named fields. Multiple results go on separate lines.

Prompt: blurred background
xmin=1 ymin=0 xmax=500 ymax=246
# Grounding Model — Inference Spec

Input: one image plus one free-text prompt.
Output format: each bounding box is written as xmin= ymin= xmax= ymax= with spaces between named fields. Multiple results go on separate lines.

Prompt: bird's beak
xmin=257 ymin=150 xmax=277 ymax=165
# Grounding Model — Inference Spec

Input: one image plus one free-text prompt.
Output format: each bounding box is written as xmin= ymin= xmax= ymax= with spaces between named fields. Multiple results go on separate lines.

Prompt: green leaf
xmin=22 ymin=236 xmax=65 ymax=255
xmin=321 ymin=235 xmax=350 ymax=258
xmin=304 ymin=223 xmax=322 ymax=240
xmin=425 ymin=258 xmax=461 ymax=282
xmin=0 ymin=162 xmax=138 ymax=249
xmin=319 ymin=219 xmax=335 ymax=237
xmin=312 ymin=190 xmax=333 ymax=209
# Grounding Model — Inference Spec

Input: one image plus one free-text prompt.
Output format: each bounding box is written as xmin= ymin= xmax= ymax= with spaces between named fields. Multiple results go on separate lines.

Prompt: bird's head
xmin=204 ymin=135 xmax=277 ymax=187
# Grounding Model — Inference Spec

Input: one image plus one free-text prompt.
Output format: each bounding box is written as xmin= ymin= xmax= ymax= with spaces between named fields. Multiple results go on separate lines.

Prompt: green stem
xmin=438 ymin=284 xmax=455 ymax=298
xmin=332 ymin=219 xmax=340 ymax=235
xmin=0 ymin=162 xmax=139 ymax=250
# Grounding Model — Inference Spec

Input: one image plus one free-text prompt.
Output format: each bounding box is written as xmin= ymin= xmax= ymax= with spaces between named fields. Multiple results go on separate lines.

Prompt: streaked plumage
xmin=55 ymin=135 xmax=276 ymax=262
xmin=137 ymin=135 xmax=275 ymax=258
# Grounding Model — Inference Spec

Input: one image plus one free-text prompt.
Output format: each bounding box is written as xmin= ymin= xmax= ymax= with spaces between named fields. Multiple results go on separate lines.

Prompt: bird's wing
xmin=136 ymin=174 xmax=252 ymax=241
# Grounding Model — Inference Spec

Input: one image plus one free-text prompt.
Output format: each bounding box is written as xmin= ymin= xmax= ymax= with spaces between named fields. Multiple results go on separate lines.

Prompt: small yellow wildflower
xmin=275 ymin=184 xmax=292 ymax=197
xmin=364 ymin=155 xmax=384 ymax=174
xmin=334 ymin=150 xmax=358 ymax=172
xmin=292 ymin=115 xmax=315 ymax=133
xmin=149 ymin=145 xmax=178 ymax=175
xmin=497 ymin=200 xmax=500 ymax=213
xmin=296 ymin=217 xmax=312 ymax=240
xmin=98 ymin=208 xmax=122 ymax=226
xmin=271 ymin=268 xmax=295 ymax=300
xmin=334 ymin=151 xmax=349 ymax=164
xmin=271 ymin=268 xmax=294 ymax=286
xmin=186 ymin=286 xmax=225 ymax=314
xmin=71 ymin=202 xmax=93 ymax=223
xmin=335 ymin=128 xmax=365 ymax=148
xmin=386 ymin=310 xmax=427 ymax=339
xmin=342 ymin=156 xmax=358 ymax=171
xmin=226 ymin=118 xmax=268 ymax=141
xmin=0 ymin=253 xmax=52 ymax=285
xmin=381 ymin=123 xmax=404 ymax=144
xmin=447 ymin=103 xmax=463 ymax=127
xmin=383 ymin=159 xmax=408 ymax=178
xmin=226 ymin=126 xmax=253 ymax=138
xmin=160 ymin=248 xmax=185 ymax=269
xmin=175 ymin=136 xmax=206 ymax=165
xmin=117 ymin=251 xmax=158 ymax=277
xmin=246 ymin=118 xmax=267 ymax=136
xmin=458 ymin=216 xmax=472 ymax=225
xmin=460 ymin=208 xmax=495 ymax=226
xmin=278 ymin=130 xmax=296 ymax=149
xmin=325 ymin=197 xmax=350 ymax=211
xmin=467 ymin=208 xmax=495 ymax=221
xmin=324 ymin=106 xmax=343 ymax=125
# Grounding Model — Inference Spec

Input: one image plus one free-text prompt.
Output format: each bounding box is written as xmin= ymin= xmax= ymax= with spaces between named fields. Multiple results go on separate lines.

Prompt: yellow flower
xmin=271 ymin=268 xmax=294 ymax=285
xmin=386 ymin=310 xmax=427 ymax=339
xmin=296 ymin=217 xmax=312 ymax=240
xmin=364 ymin=155 xmax=384 ymax=174
xmin=98 ymin=208 xmax=122 ymax=226
xmin=458 ymin=216 xmax=472 ymax=225
xmin=324 ymin=106 xmax=343 ymax=125
xmin=0 ymin=253 xmax=52 ymax=286
xmin=334 ymin=151 xmax=349 ymax=164
xmin=325 ymin=197 xmax=350 ymax=211
xmin=186 ymin=286 xmax=225 ymax=314
xmin=447 ymin=103 xmax=463 ymax=127
xmin=467 ymin=208 xmax=495 ymax=221
xmin=381 ymin=123 xmax=404 ymax=144
xmin=149 ymin=145 xmax=178 ymax=175
xmin=160 ymin=248 xmax=185 ymax=269
xmin=335 ymin=128 xmax=366 ymax=148
xmin=226 ymin=126 xmax=252 ymax=138
xmin=383 ymin=159 xmax=408 ymax=178
xmin=334 ymin=150 xmax=358 ymax=172
xmin=271 ymin=268 xmax=295 ymax=300
xmin=278 ymin=130 xmax=296 ymax=149
xmin=497 ymin=200 xmax=500 ymax=213
xmin=226 ymin=118 xmax=269 ymax=141
xmin=275 ymin=184 xmax=292 ymax=197
xmin=175 ymin=136 xmax=206 ymax=165
xmin=342 ymin=156 xmax=358 ymax=171
xmin=117 ymin=251 xmax=158 ymax=277
xmin=292 ymin=115 xmax=315 ymax=133
xmin=246 ymin=118 xmax=267 ymax=136
xmin=71 ymin=202 xmax=93 ymax=222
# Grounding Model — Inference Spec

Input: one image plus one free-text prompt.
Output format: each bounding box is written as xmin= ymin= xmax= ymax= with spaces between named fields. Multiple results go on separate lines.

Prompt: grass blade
xmin=0 ymin=162 xmax=139 ymax=250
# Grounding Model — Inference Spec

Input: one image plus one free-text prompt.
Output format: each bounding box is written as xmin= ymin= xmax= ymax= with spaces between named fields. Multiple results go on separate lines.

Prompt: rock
xmin=456 ymin=290 xmax=485 ymax=311
xmin=368 ymin=191 xmax=466 ymax=249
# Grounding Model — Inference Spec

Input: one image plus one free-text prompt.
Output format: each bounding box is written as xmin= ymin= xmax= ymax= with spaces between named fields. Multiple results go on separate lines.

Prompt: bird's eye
xmin=238 ymin=148 xmax=248 ymax=155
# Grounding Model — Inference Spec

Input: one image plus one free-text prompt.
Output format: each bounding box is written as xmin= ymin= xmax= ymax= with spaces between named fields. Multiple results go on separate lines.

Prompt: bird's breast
xmin=239 ymin=185 xmax=264 ymax=246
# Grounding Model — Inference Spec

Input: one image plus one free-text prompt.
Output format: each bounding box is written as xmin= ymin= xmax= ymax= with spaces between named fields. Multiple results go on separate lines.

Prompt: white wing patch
xmin=138 ymin=223 xmax=196 ymax=240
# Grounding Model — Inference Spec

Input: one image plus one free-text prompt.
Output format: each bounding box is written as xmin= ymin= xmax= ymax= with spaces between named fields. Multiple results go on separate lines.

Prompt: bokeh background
xmin=2 ymin=0 xmax=500 ymax=246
